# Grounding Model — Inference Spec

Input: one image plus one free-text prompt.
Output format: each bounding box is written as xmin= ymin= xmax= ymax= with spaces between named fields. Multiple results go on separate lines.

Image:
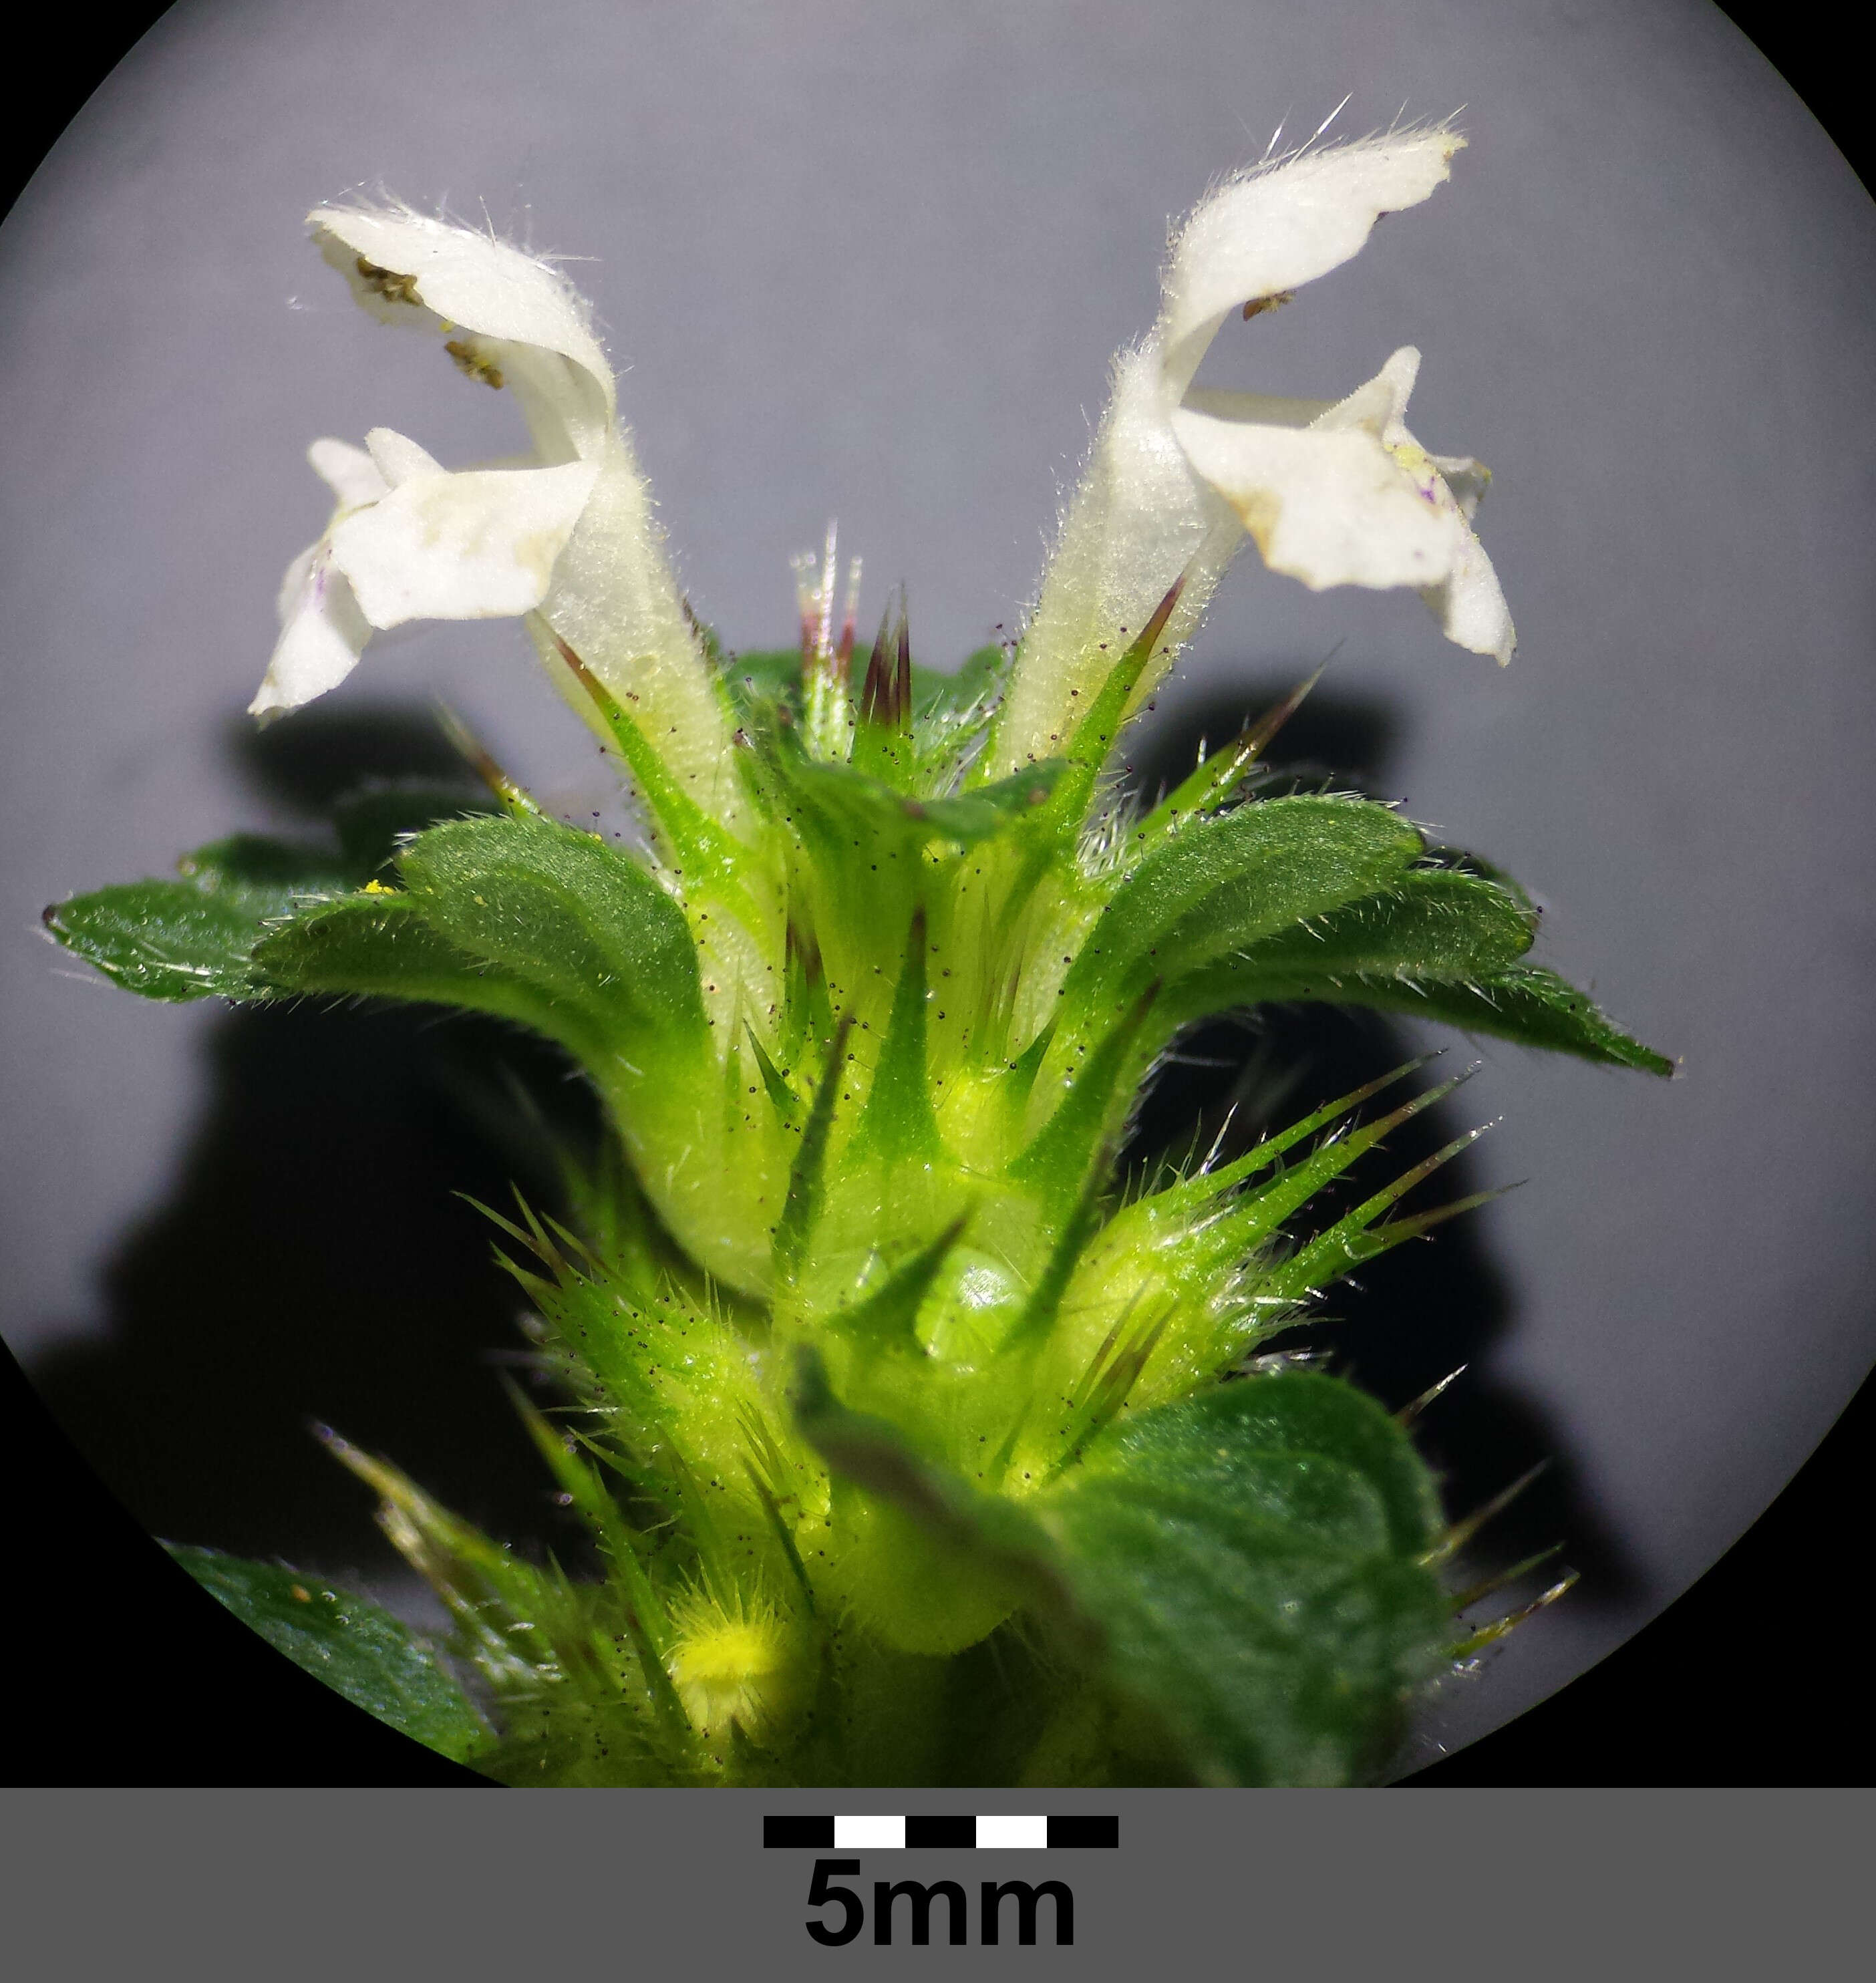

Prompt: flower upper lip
xmin=251 ymin=202 xmax=734 ymax=824
xmin=1153 ymin=130 xmax=1461 ymax=405
xmin=1162 ymin=138 xmax=1516 ymax=661
xmin=311 ymin=205 xmax=617 ymax=460
xmin=989 ymin=125 xmax=1515 ymax=776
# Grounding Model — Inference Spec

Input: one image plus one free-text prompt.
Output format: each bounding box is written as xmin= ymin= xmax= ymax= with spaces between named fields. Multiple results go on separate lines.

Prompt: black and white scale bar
xmin=764 ymin=1814 xmax=1117 ymax=1850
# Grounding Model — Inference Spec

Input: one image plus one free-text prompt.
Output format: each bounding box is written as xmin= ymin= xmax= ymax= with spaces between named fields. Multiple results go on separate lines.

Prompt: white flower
xmin=991 ymin=127 xmax=1514 ymax=773
xmin=251 ymin=437 xmax=385 ymax=719
xmin=251 ymin=204 xmax=733 ymax=815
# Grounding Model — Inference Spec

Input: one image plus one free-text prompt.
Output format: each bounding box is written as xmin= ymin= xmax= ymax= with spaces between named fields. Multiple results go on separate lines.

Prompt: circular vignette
xmin=3 ymin=0 xmax=1873 ymax=1783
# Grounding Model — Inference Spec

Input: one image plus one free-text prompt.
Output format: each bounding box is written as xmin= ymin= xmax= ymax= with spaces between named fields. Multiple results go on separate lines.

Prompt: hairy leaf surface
xmin=396 ymin=813 xmax=706 ymax=1042
xmin=170 ymin=1543 xmax=488 ymax=1763
xmin=44 ymin=836 xmax=350 ymax=1001
xmin=1300 ymin=962 xmax=1673 ymax=1074
xmin=1041 ymin=1372 xmax=1449 ymax=1786
xmin=1064 ymin=796 xmax=1423 ymax=1020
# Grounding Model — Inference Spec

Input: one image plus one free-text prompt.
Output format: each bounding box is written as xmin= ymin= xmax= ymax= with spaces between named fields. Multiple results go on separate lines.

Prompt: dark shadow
xmin=1117 ymin=671 xmax=1638 ymax=1606
xmin=27 ymin=704 xmax=602 ymax=1585
xmin=227 ymin=701 xmax=475 ymax=814
xmin=1120 ymin=673 xmax=1398 ymax=803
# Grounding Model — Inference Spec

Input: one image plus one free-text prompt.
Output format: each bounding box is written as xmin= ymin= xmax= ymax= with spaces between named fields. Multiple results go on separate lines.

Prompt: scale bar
xmin=763 ymin=1813 xmax=1117 ymax=1850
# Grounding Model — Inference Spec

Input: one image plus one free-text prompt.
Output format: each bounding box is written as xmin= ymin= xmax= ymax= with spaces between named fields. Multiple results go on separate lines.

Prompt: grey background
xmin=3 ymin=0 xmax=1872 ymax=1770
xmin=5 ymin=1787 xmax=1871 ymax=1972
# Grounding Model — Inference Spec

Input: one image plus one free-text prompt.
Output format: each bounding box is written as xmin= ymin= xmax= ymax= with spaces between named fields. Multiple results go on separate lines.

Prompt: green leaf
xmin=759 ymin=722 xmax=1066 ymax=972
xmin=1062 ymin=796 xmax=1424 ymax=1020
xmin=46 ymin=882 xmax=275 ymax=1002
xmin=168 ymin=1543 xmax=488 ymax=1764
xmin=1420 ymin=843 xmax=1539 ymax=914
xmin=253 ymin=893 xmax=606 ymax=1056
xmin=1041 ymin=1371 xmax=1449 ymax=1785
xmin=1311 ymin=963 xmax=1674 ymax=1076
xmin=248 ymin=811 xmax=715 ymax=1072
xmin=1138 ymin=864 xmax=1669 ymax=1074
xmin=1164 ymin=868 xmax=1537 ymax=1022
xmin=771 ymin=722 xmax=1060 ymax=855
xmin=761 ymin=726 xmax=920 ymax=885
xmin=44 ymin=836 xmax=351 ymax=1002
xmin=903 ymin=762 xmax=1064 ymax=842
xmin=395 ymin=813 xmax=706 ymax=1043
